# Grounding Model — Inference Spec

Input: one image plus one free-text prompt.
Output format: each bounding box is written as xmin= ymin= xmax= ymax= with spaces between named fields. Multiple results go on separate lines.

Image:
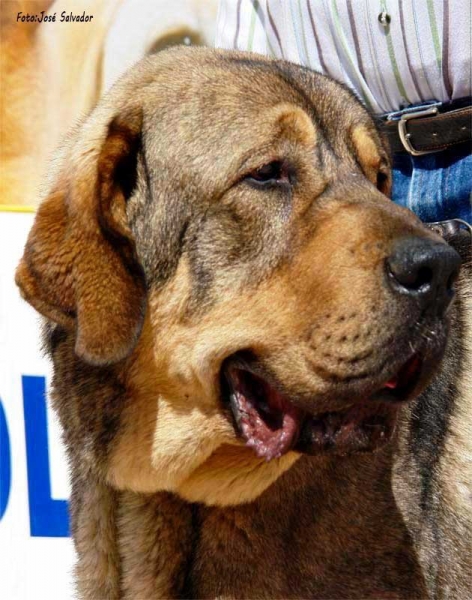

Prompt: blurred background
xmin=1 ymin=0 xmax=218 ymax=207
xmin=0 ymin=1 xmax=218 ymax=597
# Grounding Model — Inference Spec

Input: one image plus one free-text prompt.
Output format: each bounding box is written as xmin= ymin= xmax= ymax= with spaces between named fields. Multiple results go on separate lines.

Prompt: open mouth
xmin=222 ymin=354 xmax=424 ymax=461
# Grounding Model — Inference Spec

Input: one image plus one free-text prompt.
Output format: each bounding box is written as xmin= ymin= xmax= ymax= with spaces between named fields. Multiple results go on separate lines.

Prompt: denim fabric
xmin=391 ymin=143 xmax=472 ymax=223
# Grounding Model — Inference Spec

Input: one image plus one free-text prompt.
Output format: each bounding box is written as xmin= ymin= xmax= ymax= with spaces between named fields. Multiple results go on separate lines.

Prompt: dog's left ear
xmin=16 ymin=109 xmax=146 ymax=366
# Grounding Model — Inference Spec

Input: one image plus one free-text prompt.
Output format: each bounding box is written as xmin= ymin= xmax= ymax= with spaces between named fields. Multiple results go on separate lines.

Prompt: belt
xmin=380 ymin=99 xmax=472 ymax=156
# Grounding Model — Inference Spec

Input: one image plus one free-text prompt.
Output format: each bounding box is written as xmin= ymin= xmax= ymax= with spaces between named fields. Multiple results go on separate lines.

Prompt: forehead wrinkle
xmin=271 ymin=66 xmax=337 ymax=155
xmin=271 ymin=65 xmax=376 ymax=163
xmin=227 ymin=104 xmax=317 ymax=178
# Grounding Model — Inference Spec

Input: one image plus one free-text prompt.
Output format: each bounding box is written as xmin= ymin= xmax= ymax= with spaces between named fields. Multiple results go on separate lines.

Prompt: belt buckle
xmin=398 ymin=106 xmax=439 ymax=156
xmin=426 ymin=219 xmax=472 ymax=237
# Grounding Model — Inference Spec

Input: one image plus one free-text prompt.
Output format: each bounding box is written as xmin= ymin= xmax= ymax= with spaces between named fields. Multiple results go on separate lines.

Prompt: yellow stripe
xmin=0 ymin=205 xmax=36 ymax=213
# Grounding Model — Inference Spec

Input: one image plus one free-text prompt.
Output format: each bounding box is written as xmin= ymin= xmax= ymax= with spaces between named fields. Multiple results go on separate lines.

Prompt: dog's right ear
xmin=16 ymin=109 xmax=146 ymax=366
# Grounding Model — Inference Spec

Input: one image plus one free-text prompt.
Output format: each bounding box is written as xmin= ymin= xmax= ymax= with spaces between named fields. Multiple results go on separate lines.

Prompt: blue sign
xmin=0 ymin=376 xmax=70 ymax=537
xmin=0 ymin=398 xmax=11 ymax=521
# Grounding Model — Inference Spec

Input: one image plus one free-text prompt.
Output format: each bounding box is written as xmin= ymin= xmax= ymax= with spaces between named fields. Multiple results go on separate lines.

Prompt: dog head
xmin=16 ymin=48 xmax=461 ymax=505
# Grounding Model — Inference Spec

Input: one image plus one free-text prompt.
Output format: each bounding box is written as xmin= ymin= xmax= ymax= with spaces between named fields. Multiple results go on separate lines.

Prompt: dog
xmin=16 ymin=47 xmax=472 ymax=599
xmin=0 ymin=0 xmax=217 ymax=207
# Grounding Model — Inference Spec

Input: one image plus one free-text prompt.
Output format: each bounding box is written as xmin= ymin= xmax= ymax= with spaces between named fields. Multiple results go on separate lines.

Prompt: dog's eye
xmin=246 ymin=161 xmax=292 ymax=187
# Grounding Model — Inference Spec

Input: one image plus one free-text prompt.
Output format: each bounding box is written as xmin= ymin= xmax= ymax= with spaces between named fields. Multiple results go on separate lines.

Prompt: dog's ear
xmin=16 ymin=110 xmax=146 ymax=366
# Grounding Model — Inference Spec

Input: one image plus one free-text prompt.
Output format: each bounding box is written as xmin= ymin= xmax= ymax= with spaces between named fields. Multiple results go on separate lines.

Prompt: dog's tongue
xmin=383 ymin=355 xmax=422 ymax=390
xmin=383 ymin=377 xmax=398 ymax=390
xmin=229 ymin=370 xmax=302 ymax=461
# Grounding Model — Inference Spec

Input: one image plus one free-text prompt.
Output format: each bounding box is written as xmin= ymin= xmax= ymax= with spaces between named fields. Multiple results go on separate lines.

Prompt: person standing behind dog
xmin=216 ymin=0 xmax=472 ymax=223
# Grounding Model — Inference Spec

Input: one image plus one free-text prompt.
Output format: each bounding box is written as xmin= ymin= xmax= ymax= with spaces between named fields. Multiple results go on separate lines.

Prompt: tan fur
xmin=109 ymin=278 xmax=302 ymax=504
xmin=271 ymin=103 xmax=317 ymax=148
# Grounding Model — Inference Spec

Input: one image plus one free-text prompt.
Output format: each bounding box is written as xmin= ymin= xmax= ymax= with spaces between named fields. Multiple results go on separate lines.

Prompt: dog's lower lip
xmin=223 ymin=353 xmax=425 ymax=460
xmin=225 ymin=367 xmax=303 ymax=461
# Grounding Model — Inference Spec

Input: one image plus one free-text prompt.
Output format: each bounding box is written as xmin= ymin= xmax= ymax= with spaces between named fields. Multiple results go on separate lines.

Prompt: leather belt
xmin=381 ymin=103 xmax=472 ymax=156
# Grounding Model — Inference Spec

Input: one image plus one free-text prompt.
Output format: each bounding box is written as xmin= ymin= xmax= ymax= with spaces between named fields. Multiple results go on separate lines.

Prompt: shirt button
xmin=378 ymin=11 xmax=391 ymax=27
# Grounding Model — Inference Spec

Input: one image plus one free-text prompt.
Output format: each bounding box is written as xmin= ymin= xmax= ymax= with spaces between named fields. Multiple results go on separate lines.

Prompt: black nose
xmin=386 ymin=237 xmax=461 ymax=312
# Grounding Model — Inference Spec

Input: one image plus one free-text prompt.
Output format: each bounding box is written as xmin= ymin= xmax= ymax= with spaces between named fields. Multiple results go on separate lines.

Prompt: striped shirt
xmin=215 ymin=0 xmax=472 ymax=114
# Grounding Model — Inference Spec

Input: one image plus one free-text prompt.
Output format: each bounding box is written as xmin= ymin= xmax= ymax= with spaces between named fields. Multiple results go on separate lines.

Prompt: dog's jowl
xmin=16 ymin=48 xmax=472 ymax=599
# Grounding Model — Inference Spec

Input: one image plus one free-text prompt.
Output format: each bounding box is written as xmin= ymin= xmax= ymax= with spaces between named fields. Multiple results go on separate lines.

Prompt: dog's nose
xmin=386 ymin=237 xmax=461 ymax=312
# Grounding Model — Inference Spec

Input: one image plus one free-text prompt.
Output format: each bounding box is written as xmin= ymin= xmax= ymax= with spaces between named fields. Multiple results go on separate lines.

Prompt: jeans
xmin=391 ymin=143 xmax=472 ymax=224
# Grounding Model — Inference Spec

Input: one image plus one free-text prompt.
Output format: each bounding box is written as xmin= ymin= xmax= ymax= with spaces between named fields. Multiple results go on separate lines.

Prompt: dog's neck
xmin=184 ymin=450 xmax=421 ymax=598
xmin=74 ymin=442 xmax=428 ymax=599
